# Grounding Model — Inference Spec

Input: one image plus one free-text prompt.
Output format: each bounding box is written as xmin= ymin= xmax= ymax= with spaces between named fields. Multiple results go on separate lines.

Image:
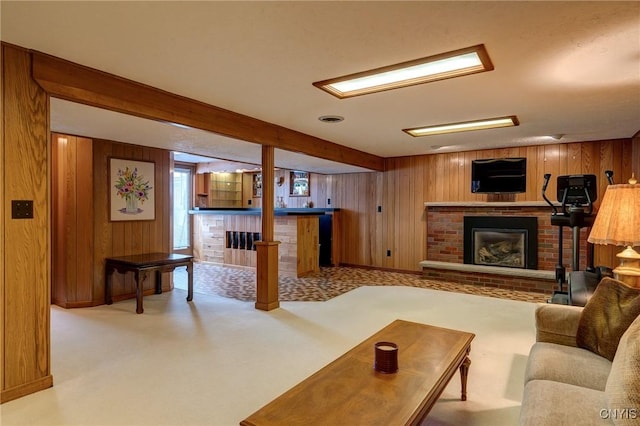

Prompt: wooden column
xmin=1 ymin=44 xmax=53 ymax=403
xmin=255 ymin=145 xmax=279 ymax=311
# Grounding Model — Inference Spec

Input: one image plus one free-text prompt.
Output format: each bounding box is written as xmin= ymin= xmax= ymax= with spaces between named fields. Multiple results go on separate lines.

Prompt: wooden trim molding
xmin=30 ymin=50 xmax=384 ymax=172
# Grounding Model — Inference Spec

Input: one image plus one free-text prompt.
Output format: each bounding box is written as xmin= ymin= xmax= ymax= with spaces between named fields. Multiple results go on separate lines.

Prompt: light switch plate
xmin=12 ymin=200 xmax=34 ymax=219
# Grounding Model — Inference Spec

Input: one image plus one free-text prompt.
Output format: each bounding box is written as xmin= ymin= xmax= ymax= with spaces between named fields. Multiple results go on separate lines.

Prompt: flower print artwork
xmin=110 ymin=158 xmax=155 ymax=221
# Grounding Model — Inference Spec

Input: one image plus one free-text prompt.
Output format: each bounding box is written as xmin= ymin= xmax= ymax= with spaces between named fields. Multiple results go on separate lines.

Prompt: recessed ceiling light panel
xmin=314 ymin=44 xmax=494 ymax=99
xmin=404 ymin=116 xmax=519 ymax=137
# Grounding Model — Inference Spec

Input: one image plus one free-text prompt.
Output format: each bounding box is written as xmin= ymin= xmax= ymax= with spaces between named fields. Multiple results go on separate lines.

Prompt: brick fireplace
xmin=423 ymin=202 xmax=591 ymax=293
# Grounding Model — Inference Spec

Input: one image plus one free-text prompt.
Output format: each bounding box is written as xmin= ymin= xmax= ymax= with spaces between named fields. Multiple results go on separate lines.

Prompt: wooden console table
xmin=240 ymin=319 xmax=475 ymax=426
xmin=105 ymin=253 xmax=194 ymax=314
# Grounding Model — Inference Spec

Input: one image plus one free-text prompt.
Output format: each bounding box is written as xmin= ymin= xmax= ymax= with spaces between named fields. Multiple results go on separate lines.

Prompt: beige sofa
xmin=519 ymin=303 xmax=640 ymax=425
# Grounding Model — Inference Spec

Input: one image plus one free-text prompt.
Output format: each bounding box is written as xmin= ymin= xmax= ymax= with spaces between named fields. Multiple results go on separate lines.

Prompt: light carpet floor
xmin=1 ymin=285 xmax=536 ymax=426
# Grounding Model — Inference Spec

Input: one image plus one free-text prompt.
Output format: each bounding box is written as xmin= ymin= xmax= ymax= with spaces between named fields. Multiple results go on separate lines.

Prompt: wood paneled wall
xmin=242 ymin=169 xmax=335 ymax=209
xmin=334 ymin=139 xmax=633 ymax=273
xmin=92 ymin=139 xmax=172 ymax=304
xmin=1 ymin=44 xmax=53 ymax=402
xmin=52 ymin=134 xmax=94 ymax=307
xmin=50 ymin=134 xmax=172 ymax=307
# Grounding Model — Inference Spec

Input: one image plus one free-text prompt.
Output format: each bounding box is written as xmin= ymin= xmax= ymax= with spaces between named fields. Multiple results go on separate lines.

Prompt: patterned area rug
xmin=182 ymin=262 xmax=548 ymax=303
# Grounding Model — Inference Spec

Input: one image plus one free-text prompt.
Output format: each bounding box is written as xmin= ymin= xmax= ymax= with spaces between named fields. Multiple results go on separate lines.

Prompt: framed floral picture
xmin=109 ymin=158 xmax=155 ymax=221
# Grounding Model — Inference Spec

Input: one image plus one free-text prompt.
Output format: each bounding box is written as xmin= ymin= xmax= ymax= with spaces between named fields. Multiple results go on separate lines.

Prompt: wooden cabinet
xmin=195 ymin=172 xmax=210 ymax=196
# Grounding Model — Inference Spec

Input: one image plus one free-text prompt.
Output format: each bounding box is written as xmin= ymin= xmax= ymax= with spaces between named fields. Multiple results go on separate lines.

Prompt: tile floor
xmin=176 ymin=262 xmax=549 ymax=303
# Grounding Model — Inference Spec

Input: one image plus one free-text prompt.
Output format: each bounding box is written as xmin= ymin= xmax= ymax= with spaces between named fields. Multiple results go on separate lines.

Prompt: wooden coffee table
xmin=240 ymin=319 xmax=475 ymax=426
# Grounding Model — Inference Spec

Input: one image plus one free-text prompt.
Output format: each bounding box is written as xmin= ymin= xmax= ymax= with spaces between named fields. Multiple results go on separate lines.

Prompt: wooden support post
xmin=255 ymin=241 xmax=280 ymax=311
xmin=255 ymin=145 xmax=280 ymax=311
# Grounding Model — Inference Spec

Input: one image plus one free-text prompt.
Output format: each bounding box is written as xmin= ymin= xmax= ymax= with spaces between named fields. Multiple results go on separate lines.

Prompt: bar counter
xmin=190 ymin=208 xmax=340 ymax=276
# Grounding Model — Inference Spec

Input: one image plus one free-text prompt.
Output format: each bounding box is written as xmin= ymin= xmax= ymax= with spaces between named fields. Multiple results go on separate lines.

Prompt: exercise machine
xmin=542 ymin=173 xmax=599 ymax=304
xmin=567 ymin=172 xmax=614 ymax=306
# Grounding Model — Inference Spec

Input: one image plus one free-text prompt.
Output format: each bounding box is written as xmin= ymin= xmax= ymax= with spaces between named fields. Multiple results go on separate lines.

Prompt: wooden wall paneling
xmin=1 ymin=44 xmax=52 ymax=402
xmin=434 ymin=154 xmax=445 ymax=201
xmin=345 ymin=173 xmax=361 ymax=265
xmin=633 ymin=133 xmax=640 ymax=177
xmin=373 ymin=171 xmax=384 ymax=267
xmin=387 ymin=163 xmax=400 ymax=268
xmin=52 ymin=134 xmax=68 ymax=305
xmin=339 ymin=139 xmax=632 ymax=273
xmin=382 ymin=163 xmax=395 ymax=269
xmin=64 ymin=135 xmax=78 ymax=302
xmin=91 ymin=139 xmax=171 ymax=302
xmin=420 ymin=156 xmax=430 ymax=260
xmin=425 ymin=155 xmax=436 ymax=202
xmin=620 ymin=138 xmax=634 ymax=183
xmin=142 ymin=145 xmax=153 ymax=255
xmin=51 ymin=134 xmax=94 ymax=307
xmin=340 ymin=173 xmax=360 ymax=264
xmin=401 ymin=157 xmax=417 ymax=270
xmin=242 ymin=172 xmax=252 ymax=207
xmin=443 ymin=153 xmax=454 ymax=201
xmin=593 ymin=140 xmax=628 ymax=269
xmin=515 ymin=147 xmax=528 ymax=201
xmin=566 ymin=143 xmax=582 ymax=175
xmin=386 ymin=160 xmax=399 ymax=268
xmin=462 ymin=151 xmax=478 ymax=202
xmin=580 ymin=140 xmax=595 ymax=176
xmin=389 ymin=159 xmax=399 ymax=267
xmin=92 ymin=137 xmax=111 ymax=303
xmin=524 ymin=146 xmax=539 ymax=201
xmin=362 ymin=172 xmax=375 ymax=265
xmin=557 ymin=143 xmax=568 ymax=178
xmin=410 ymin=156 xmax=427 ymax=270
xmin=76 ymin=137 xmax=94 ymax=302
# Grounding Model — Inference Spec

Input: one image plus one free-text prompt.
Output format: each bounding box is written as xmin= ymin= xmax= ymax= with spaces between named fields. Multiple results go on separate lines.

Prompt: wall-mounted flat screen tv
xmin=471 ymin=157 xmax=527 ymax=193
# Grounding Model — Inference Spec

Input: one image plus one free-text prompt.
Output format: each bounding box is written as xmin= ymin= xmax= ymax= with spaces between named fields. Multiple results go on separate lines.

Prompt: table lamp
xmin=587 ymin=174 xmax=640 ymax=288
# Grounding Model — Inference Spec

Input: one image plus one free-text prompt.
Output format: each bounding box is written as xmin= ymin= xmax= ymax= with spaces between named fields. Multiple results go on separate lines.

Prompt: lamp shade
xmin=588 ymin=183 xmax=640 ymax=247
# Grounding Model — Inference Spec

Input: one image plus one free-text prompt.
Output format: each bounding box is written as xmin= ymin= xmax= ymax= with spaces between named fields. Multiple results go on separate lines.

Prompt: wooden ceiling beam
xmin=31 ymin=50 xmax=385 ymax=172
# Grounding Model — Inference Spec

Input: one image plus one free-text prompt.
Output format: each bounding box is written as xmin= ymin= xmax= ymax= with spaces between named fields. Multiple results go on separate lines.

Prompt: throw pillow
xmin=576 ymin=277 xmax=640 ymax=361
xmin=605 ymin=314 xmax=640 ymax=426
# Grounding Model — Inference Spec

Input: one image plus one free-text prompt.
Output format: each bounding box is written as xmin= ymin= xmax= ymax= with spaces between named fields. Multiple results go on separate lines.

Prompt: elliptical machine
xmin=542 ymin=173 xmax=599 ymax=304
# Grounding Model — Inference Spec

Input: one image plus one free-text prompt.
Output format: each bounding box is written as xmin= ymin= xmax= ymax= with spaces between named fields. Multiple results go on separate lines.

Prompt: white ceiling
xmin=2 ymin=1 xmax=639 ymax=173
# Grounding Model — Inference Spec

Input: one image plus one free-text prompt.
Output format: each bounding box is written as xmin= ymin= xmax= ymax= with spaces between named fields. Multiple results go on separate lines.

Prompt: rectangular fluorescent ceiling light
xmin=313 ymin=44 xmax=493 ymax=99
xmin=404 ymin=116 xmax=519 ymax=137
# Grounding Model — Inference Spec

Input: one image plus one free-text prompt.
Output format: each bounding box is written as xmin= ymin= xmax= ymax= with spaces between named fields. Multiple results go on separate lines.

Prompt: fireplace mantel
xmin=424 ymin=201 xmax=556 ymax=208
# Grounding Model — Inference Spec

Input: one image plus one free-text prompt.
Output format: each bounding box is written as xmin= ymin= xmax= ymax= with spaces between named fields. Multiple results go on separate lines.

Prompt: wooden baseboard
xmin=1 ymin=375 xmax=53 ymax=404
xmin=51 ymin=299 xmax=96 ymax=309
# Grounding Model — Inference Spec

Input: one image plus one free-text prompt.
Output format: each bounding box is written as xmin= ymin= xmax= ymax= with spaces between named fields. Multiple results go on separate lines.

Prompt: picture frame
xmin=109 ymin=157 xmax=155 ymax=221
xmin=289 ymin=171 xmax=310 ymax=197
xmin=252 ymin=173 xmax=262 ymax=198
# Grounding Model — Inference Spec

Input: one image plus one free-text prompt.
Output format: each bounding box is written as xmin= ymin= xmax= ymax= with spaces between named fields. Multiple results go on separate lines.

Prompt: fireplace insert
xmin=463 ymin=216 xmax=538 ymax=270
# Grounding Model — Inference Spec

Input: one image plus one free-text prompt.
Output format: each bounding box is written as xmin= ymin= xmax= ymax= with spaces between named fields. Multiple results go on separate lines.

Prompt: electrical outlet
xmin=386 ymin=249 xmax=391 ymax=257
xmin=12 ymin=200 xmax=34 ymax=219
xmin=247 ymin=199 xmax=252 ymax=205
xmin=327 ymin=198 xmax=331 ymax=205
